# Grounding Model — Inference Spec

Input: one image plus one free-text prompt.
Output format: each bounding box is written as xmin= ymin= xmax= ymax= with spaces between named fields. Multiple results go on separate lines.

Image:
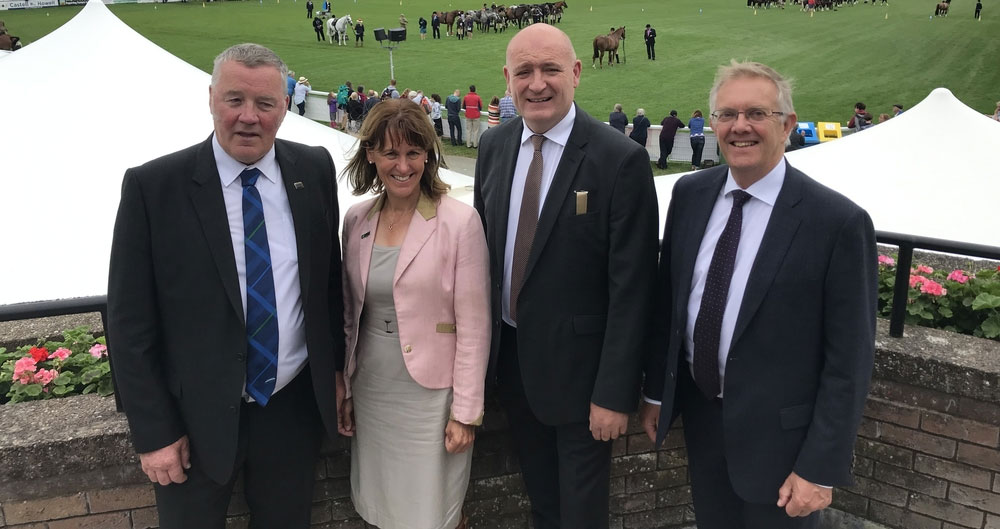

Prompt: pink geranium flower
xmin=12 ymin=357 xmax=38 ymax=384
xmin=878 ymin=255 xmax=896 ymax=267
xmin=34 ymin=368 xmax=58 ymax=386
xmin=920 ymin=280 xmax=947 ymax=297
xmin=909 ymin=274 xmax=928 ymax=288
xmin=48 ymin=347 xmax=72 ymax=361
xmin=89 ymin=344 xmax=107 ymax=359
xmin=913 ymin=265 xmax=935 ymax=275
xmin=947 ymin=270 xmax=970 ymax=284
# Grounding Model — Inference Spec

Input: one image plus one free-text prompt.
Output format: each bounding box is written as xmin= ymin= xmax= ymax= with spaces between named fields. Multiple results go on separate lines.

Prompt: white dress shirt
xmin=502 ymin=105 xmax=577 ymax=325
xmin=684 ymin=158 xmax=787 ymax=398
xmin=213 ymin=135 xmax=308 ymax=398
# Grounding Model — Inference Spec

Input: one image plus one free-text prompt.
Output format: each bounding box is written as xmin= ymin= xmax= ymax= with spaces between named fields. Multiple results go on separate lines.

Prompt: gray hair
xmin=636 ymin=108 xmax=645 ymax=117
xmin=613 ymin=103 xmax=623 ymax=112
xmin=708 ymin=60 xmax=795 ymax=118
xmin=211 ymin=43 xmax=288 ymax=86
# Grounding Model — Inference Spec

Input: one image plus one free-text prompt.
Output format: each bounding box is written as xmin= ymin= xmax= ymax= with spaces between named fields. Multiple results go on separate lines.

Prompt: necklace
xmin=384 ymin=206 xmax=415 ymax=231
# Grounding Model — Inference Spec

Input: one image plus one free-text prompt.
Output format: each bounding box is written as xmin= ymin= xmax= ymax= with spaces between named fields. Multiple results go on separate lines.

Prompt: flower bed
xmin=0 ymin=326 xmax=112 ymax=404
xmin=878 ymin=255 xmax=1000 ymax=340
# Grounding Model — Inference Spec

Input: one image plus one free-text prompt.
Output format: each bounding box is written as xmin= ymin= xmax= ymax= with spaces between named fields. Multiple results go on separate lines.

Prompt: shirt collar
xmin=723 ymin=157 xmax=786 ymax=207
xmin=213 ymin=133 xmax=279 ymax=188
xmin=366 ymin=192 xmax=438 ymax=221
xmin=521 ymin=103 xmax=576 ymax=148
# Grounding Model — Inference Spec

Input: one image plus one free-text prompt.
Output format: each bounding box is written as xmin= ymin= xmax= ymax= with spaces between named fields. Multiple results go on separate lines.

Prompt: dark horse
xmin=441 ymin=9 xmax=462 ymax=35
xmin=934 ymin=1 xmax=949 ymax=15
xmin=592 ymin=26 xmax=625 ymax=68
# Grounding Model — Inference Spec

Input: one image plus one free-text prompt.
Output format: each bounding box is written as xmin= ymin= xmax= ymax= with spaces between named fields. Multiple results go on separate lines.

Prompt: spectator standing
xmin=499 ymin=90 xmax=517 ymax=123
xmin=848 ymin=102 xmax=873 ymax=132
xmin=430 ymin=93 xmax=444 ymax=136
xmin=356 ymin=85 xmax=367 ymax=105
xmin=306 ymin=0 xmax=314 ymax=18
xmin=347 ymin=92 xmax=364 ymax=132
xmin=383 ymin=79 xmax=400 ymax=99
xmin=312 ymin=17 xmax=325 ymax=42
xmin=689 ymin=109 xmax=705 ymax=170
xmin=609 ymin=103 xmax=628 ymax=133
xmin=629 ymin=108 xmax=651 ymax=147
xmin=432 ymin=11 xmax=442 ymax=39
xmin=364 ymin=89 xmax=379 ymax=119
xmin=786 ymin=128 xmax=806 ymax=151
xmin=355 ymin=19 xmax=365 ymax=46
xmin=657 ymin=109 xmax=685 ymax=169
xmin=286 ymin=70 xmax=296 ymax=111
xmin=399 ymin=13 xmax=408 ymax=29
xmin=419 ymin=16 xmax=428 ymax=40
xmin=487 ymin=96 xmax=501 ymax=128
xmin=462 ymin=85 xmax=483 ymax=148
xmin=644 ymin=24 xmax=656 ymax=60
xmin=294 ymin=76 xmax=311 ymax=116
xmin=892 ymin=104 xmax=904 ymax=116
xmin=327 ymin=90 xmax=338 ymax=128
xmin=446 ymin=89 xmax=464 ymax=145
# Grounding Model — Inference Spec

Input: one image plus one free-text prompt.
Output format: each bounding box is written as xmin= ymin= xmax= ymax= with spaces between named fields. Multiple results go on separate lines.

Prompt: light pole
xmin=374 ymin=27 xmax=406 ymax=80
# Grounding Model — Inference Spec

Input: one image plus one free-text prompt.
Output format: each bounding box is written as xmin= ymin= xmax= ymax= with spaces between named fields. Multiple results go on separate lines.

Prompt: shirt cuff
xmin=642 ymin=396 xmax=662 ymax=406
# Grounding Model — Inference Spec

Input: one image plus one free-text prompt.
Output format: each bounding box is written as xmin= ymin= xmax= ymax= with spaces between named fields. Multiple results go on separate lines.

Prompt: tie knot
xmin=240 ymin=168 xmax=263 ymax=188
xmin=731 ymin=189 xmax=752 ymax=208
xmin=530 ymin=134 xmax=545 ymax=152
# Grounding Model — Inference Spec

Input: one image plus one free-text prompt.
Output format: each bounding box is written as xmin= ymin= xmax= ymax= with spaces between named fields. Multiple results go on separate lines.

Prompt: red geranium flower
xmin=29 ymin=346 xmax=49 ymax=363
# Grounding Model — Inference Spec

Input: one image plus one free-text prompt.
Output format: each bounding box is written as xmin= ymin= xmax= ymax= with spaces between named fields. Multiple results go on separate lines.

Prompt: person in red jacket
xmin=462 ymin=85 xmax=483 ymax=148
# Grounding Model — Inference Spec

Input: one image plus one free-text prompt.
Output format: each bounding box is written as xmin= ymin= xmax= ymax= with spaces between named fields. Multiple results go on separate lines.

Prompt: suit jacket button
xmin=236 ymin=354 xmax=244 ymax=361
xmin=404 ymin=345 xmax=412 ymax=353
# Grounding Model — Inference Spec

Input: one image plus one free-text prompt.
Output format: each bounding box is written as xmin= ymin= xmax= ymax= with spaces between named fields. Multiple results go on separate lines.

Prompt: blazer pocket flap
xmin=436 ymin=323 xmax=457 ymax=334
xmin=572 ymin=314 xmax=607 ymax=335
xmin=780 ymin=403 xmax=814 ymax=430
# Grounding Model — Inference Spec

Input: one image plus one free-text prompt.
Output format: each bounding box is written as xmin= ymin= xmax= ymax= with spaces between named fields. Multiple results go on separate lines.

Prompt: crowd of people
xmin=108 ymin=22 xmax=881 ymax=529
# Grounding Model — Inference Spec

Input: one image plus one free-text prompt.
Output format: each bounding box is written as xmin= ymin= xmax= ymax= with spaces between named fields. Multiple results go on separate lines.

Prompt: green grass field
xmin=4 ymin=0 xmax=998 ymax=123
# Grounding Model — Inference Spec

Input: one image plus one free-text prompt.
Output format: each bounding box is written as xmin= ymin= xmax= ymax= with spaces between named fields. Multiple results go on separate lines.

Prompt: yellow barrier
xmin=816 ymin=121 xmax=842 ymax=142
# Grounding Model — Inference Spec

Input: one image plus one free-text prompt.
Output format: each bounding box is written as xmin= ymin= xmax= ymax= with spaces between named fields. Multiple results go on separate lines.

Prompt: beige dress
xmin=350 ymin=244 xmax=472 ymax=529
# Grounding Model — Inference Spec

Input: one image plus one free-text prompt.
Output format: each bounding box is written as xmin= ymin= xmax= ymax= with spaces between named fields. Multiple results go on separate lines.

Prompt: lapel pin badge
xmin=293 ymin=181 xmax=305 ymax=189
xmin=361 ymin=231 xmax=371 ymax=239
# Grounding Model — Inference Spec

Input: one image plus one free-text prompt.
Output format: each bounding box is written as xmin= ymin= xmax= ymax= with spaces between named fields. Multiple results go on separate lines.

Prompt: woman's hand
xmin=338 ymin=397 xmax=355 ymax=437
xmin=444 ymin=419 xmax=475 ymax=453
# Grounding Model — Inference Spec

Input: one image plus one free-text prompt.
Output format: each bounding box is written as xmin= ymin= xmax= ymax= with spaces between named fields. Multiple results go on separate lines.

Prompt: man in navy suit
xmin=640 ymin=61 xmax=877 ymax=529
xmin=108 ymin=43 xmax=344 ymax=528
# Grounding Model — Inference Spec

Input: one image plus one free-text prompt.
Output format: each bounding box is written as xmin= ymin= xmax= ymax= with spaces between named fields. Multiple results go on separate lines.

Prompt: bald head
xmin=504 ymin=23 xmax=581 ymax=133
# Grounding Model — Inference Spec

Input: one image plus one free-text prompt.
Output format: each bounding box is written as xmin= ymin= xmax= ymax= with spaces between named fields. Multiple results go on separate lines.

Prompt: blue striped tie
xmin=240 ymin=168 xmax=279 ymax=405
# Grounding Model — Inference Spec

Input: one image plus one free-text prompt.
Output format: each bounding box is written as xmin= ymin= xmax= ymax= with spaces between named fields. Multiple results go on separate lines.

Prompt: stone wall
xmin=1 ymin=318 xmax=999 ymax=529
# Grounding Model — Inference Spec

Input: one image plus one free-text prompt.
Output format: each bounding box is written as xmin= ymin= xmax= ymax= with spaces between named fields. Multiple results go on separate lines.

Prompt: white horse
xmin=334 ymin=14 xmax=353 ymax=46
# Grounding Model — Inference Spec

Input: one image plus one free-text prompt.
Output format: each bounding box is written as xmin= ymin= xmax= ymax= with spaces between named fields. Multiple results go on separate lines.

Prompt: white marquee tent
xmin=0 ymin=0 xmax=473 ymax=306
xmin=2 ymin=0 xmax=999 ymax=308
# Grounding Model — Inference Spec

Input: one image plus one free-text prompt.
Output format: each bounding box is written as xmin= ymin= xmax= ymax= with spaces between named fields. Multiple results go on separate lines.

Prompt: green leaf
xmin=82 ymin=383 xmax=97 ymax=394
xmin=982 ymin=315 xmax=1000 ymax=339
xmin=52 ymin=385 xmax=72 ymax=395
xmin=939 ymin=307 xmax=953 ymax=318
xmin=97 ymin=379 xmax=115 ymax=397
xmin=24 ymin=384 xmax=43 ymax=397
xmin=53 ymin=374 xmax=73 ymax=386
xmin=972 ymin=293 xmax=1000 ymax=311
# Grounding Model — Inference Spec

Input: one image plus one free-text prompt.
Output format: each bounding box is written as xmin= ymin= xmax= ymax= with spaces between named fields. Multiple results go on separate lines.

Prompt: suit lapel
xmin=189 ymin=137 xmax=244 ymax=323
xmin=358 ymin=202 xmax=378 ymax=294
xmin=674 ymin=168 xmax=727 ymax=316
xmin=395 ymin=195 xmax=438 ymax=285
xmin=492 ymin=122 xmax=523 ymax=275
xmin=523 ymin=111 xmax=588 ymax=279
xmin=276 ymin=141 xmax=314 ymax=306
xmin=731 ymin=165 xmax=804 ymax=345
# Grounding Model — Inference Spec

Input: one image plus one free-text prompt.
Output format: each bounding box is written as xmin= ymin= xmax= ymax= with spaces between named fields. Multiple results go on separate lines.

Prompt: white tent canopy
xmin=2 ymin=1 xmax=998 ymax=308
xmin=0 ymin=0 xmax=472 ymax=306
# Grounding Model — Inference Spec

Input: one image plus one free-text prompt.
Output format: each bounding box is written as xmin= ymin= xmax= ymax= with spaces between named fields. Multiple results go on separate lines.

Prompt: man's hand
xmin=777 ymin=471 xmax=832 ymax=517
xmin=589 ymin=403 xmax=628 ymax=442
xmin=338 ymin=397 xmax=355 ymax=436
xmin=139 ymin=435 xmax=190 ymax=486
xmin=638 ymin=400 xmax=661 ymax=443
xmin=444 ymin=419 xmax=475 ymax=454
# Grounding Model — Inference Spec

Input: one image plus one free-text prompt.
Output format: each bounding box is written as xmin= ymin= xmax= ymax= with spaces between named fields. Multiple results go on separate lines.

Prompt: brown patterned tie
xmin=509 ymin=134 xmax=545 ymax=323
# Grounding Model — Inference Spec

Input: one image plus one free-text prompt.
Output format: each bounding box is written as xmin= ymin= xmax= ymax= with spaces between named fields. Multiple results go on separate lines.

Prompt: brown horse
xmin=934 ymin=1 xmax=949 ymax=15
xmin=592 ymin=26 xmax=625 ymax=69
xmin=442 ymin=9 xmax=462 ymax=35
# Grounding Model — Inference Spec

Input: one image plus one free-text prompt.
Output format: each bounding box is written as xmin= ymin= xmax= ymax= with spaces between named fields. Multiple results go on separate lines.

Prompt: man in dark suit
xmin=640 ymin=61 xmax=877 ymax=528
xmin=643 ymin=23 xmax=656 ymax=60
xmin=107 ymin=43 xmax=344 ymax=528
xmin=474 ymin=24 xmax=658 ymax=529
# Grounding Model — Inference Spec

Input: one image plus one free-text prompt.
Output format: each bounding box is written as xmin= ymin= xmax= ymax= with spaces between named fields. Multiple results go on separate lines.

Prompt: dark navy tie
xmin=693 ymin=189 xmax=752 ymax=400
xmin=240 ymin=168 xmax=279 ymax=405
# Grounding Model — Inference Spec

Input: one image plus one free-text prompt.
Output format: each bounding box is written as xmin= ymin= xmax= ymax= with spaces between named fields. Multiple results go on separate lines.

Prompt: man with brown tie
xmin=474 ymin=23 xmax=658 ymax=528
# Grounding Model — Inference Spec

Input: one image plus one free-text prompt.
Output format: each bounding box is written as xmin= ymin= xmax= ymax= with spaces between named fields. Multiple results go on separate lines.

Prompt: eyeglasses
xmin=710 ymin=108 xmax=784 ymax=123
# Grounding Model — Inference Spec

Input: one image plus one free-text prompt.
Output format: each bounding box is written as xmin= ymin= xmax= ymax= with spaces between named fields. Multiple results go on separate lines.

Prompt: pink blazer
xmin=341 ymin=193 xmax=491 ymax=424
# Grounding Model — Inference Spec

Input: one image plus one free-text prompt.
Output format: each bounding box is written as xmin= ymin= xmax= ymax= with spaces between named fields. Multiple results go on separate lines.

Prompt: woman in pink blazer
xmin=338 ymin=98 xmax=490 ymax=529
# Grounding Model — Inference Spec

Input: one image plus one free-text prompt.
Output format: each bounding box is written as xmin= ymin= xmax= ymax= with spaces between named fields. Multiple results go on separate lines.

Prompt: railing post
xmin=889 ymin=243 xmax=914 ymax=338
